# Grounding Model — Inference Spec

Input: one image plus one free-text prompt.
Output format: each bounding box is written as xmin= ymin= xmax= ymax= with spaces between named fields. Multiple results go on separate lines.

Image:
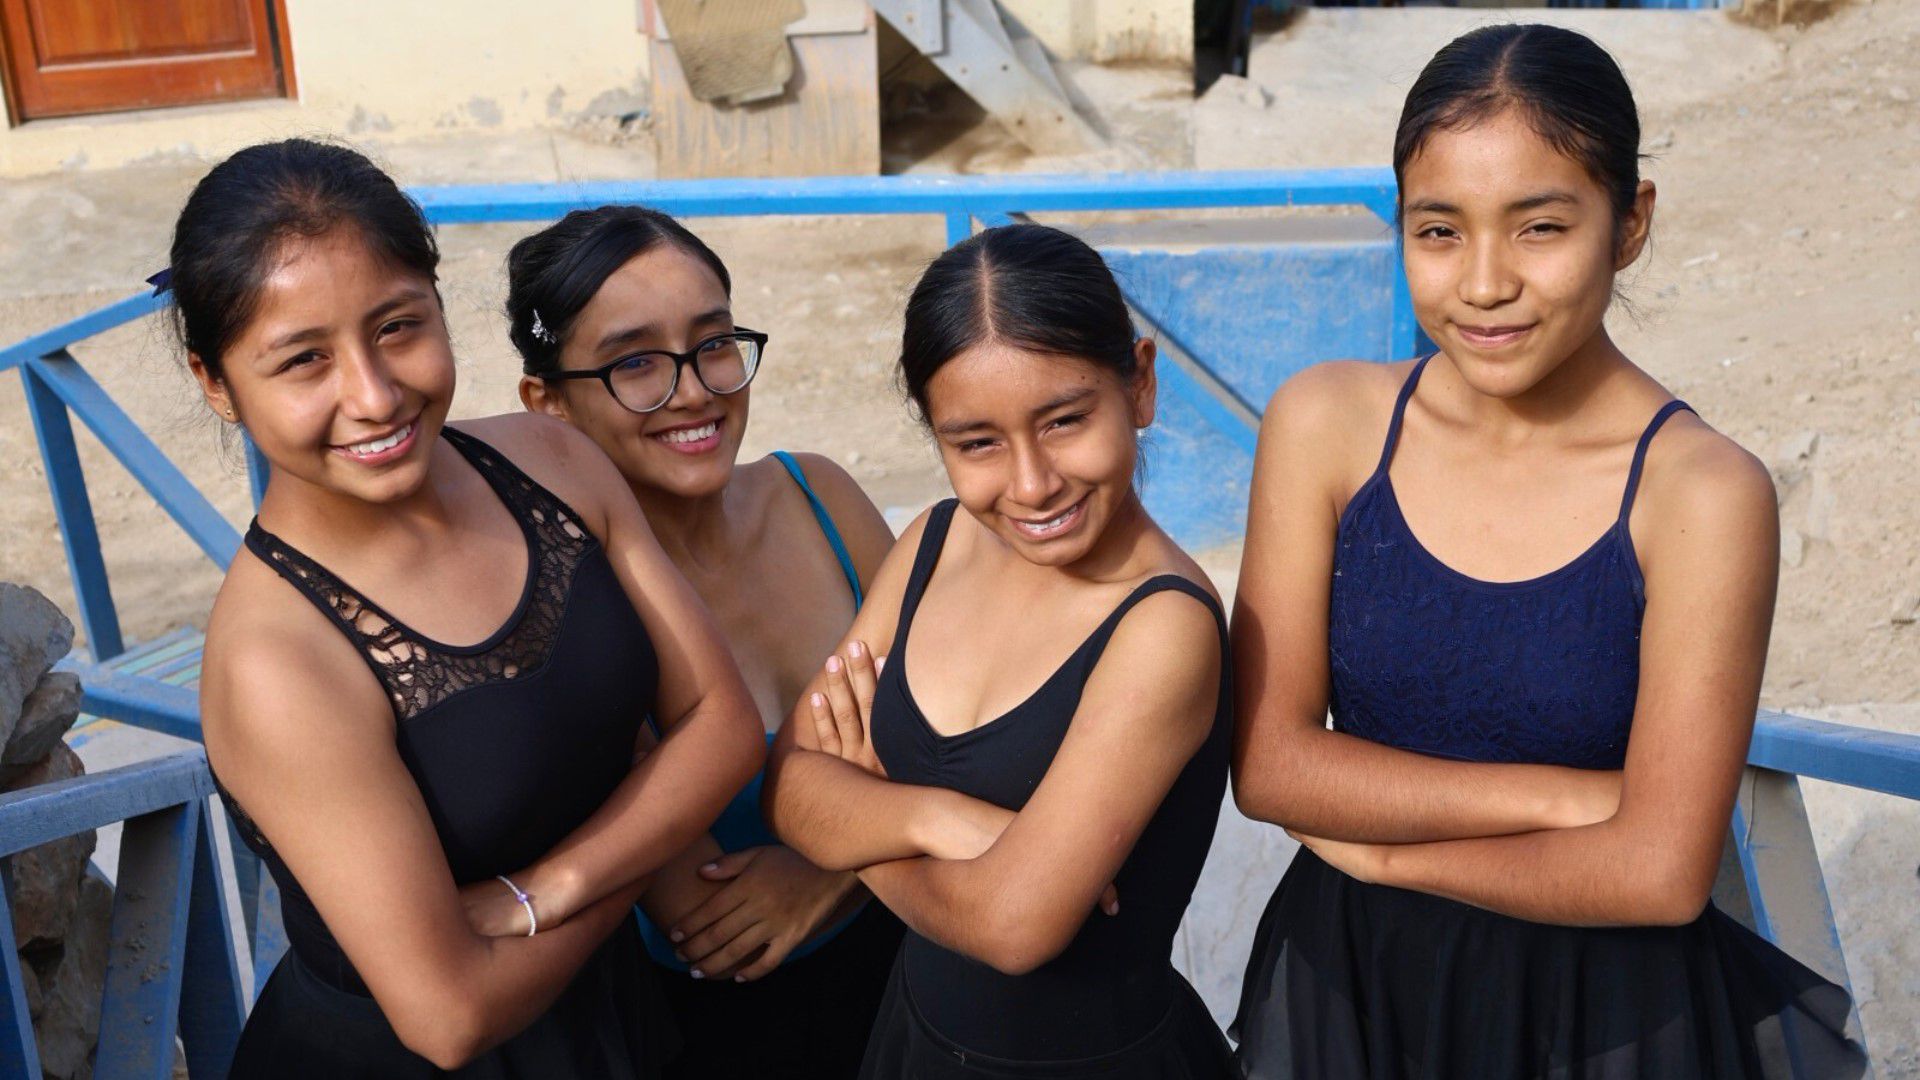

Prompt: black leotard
xmin=215 ymin=427 xmax=675 ymax=1079
xmin=858 ymin=499 xmax=1235 ymax=1077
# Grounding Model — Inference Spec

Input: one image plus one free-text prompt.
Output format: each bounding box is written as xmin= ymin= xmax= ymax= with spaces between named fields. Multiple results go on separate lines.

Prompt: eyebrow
xmin=1404 ymin=190 xmax=1579 ymax=216
xmin=933 ymin=387 xmax=1097 ymax=437
xmin=263 ymin=287 xmax=432 ymax=352
xmin=596 ymin=307 xmax=734 ymax=354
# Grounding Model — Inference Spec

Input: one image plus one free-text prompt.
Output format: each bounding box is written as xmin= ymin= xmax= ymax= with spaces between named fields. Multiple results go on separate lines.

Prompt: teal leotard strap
xmin=771 ymin=450 xmax=864 ymax=608
xmin=636 ymin=451 xmax=869 ymax=970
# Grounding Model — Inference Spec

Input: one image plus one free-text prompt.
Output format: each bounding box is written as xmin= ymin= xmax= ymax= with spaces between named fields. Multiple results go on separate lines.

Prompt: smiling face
xmin=926 ymin=340 xmax=1156 ymax=569
xmin=193 ymin=226 xmax=453 ymax=507
xmin=1400 ymin=107 xmax=1653 ymax=398
xmin=522 ymin=244 xmax=746 ymax=500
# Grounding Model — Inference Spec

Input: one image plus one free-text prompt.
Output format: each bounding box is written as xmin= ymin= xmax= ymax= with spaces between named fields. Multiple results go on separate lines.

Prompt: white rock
xmin=1891 ymin=592 xmax=1920 ymax=625
xmin=1777 ymin=430 xmax=1821 ymax=464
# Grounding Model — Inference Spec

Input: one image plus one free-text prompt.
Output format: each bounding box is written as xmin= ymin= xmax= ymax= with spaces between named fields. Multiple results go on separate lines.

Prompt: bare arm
xmin=852 ymin=590 xmax=1221 ymax=975
xmin=473 ymin=417 xmax=764 ymax=925
xmin=763 ymin=509 xmax=1015 ymax=871
xmin=1297 ymin=429 xmax=1776 ymax=926
xmin=203 ymin=607 xmax=642 ymax=1070
xmin=1231 ymin=363 xmax=1621 ymax=842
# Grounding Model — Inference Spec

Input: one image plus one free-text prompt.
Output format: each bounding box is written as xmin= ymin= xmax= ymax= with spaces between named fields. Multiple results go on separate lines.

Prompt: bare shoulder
xmin=201 ymin=557 xmax=390 ymax=756
xmin=1084 ymin=585 xmax=1224 ymax=733
xmin=451 ymin=413 xmax=624 ymax=531
xmin=778 ymin=453 xmax=887 ymax=531
xmin=1255 ymin=360 xmax=1412 ymax=502
xmin=1635 ymin=411 xmax=1778 ymax=566
xmin=1261 ymin=359 xmax=1408 ymax=443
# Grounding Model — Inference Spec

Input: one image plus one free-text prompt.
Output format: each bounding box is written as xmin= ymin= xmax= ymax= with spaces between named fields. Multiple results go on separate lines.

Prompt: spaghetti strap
xmin=1374 ymin=354 xmax=1436 ymax=476
xmin=1617 ymin=400 xmax=1695 ymax=524
xmin=772 ymin=450 xmax=863 ymax=607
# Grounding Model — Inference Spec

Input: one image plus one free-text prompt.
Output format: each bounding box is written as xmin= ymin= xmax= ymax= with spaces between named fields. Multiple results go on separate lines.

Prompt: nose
xmin=1008 ymin=439 xmax=1064 ymax=510
xmin=1459 ymin=238 xmax=1520 ymax=309
xmin=337 ymin=345 xmax=404 ymax=423
xmin=663 ymin=356 xmax=714 ymax=411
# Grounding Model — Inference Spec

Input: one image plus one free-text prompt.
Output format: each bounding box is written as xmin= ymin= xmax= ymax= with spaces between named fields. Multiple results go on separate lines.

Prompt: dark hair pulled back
xmin=1395 ymin=24 xmax=1643 ymax=239
xmin=505 ymin=206 xmax=732 ymax=376
xmin=899 ymin=223 xmax=1137 ymax=419
xmin=168 ymin=138 xmax=438 ymax=381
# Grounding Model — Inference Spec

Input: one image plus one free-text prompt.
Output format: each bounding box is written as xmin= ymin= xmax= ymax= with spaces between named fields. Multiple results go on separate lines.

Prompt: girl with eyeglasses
xmin=509 ymin=206 xmax=906 ymax=1080
xmin=765 ymin=223 xmax=1236 ymax=1078
xmin=178 ymin=141 xmax=764 ymax=1078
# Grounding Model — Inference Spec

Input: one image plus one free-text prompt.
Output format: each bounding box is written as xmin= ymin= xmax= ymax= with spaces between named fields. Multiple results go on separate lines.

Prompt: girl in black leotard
xmin=764 ymin=224 xmax=1236 ymax=1078
xmin=177 ymin=140 xmax=764 ymax=1077
xmin=506 ymin=206 xmax=905 ymax=1080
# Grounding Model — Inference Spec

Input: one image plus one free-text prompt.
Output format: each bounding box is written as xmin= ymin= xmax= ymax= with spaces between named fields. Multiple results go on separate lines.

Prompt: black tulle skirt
xmin=1231 ymin=849 xmax=1866 ymax=1080
xmin=658 ymin=900 xmax=905 ymax=1080
xmin=858 ymin=953 xmax=1235 ymax=1079
xmin=230 ymin=919 xmax=677 ymax=1079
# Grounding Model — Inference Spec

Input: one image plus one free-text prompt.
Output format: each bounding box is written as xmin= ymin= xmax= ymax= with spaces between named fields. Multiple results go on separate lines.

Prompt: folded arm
xmin=473 ymin=417 xmax=765 ymax=927
xmin=204 ymin=612 xmax=641 ymax=1070
xmin=858 ymin=589 xmax=1222 ymax=975
xmin=1231 ymin=363 xmax=1621 ymax=843
xmin=1297 ymin=426 xmax=1777 ymax=926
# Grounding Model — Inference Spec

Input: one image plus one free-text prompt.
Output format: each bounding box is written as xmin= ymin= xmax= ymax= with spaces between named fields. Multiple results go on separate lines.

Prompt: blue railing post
xmin=242 ymin=432 xmax=270 ymax=510
xmin=945 ymin=211 xmax=973 ymax=247
xmin=21 ymin=358 xmax=125 ymax=659
xmin=96 ymin=801 xmax=199 ymax=1079
xmin=179 ymin=801 xmax=247 ymax=1079
xmin=0 ymin=881 xmax=45 ymax=1078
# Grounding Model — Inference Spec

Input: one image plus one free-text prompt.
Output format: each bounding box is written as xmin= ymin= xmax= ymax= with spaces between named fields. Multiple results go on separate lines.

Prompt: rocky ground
xmin=1 ymin=0 xmax=1914 ymax=1070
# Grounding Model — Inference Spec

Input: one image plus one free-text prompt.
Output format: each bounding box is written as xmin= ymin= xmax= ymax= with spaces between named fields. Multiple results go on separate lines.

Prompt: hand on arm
xmin=489 ymin=424 xmax=765 ymax=928
xmin=1231 ymin=363 xmax=1623 ymax=843
xmin=853 ymin=590 xmax=1218 ymax=975
xmin=203 ymin=621 xmax=639 ymax=1070
xmin=1294 ymin=433 xmax=1777 ymax=926
xmin=763 ymin=510 xmax=1019 ymax=870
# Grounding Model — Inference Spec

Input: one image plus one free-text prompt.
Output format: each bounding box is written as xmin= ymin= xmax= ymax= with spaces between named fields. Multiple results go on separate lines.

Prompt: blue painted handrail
xmin=0 ymin=751 xmax=246 ymax=1079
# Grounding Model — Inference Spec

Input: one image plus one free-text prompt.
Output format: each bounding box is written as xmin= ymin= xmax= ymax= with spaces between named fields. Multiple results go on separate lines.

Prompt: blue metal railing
xmin=2 ymin=170 xmax=1913 ymax=1074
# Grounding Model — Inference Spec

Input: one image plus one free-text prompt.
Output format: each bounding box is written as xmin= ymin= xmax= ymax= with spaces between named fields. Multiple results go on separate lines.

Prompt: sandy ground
xmin=2 ymin=0 xmax=1916 ymax=1070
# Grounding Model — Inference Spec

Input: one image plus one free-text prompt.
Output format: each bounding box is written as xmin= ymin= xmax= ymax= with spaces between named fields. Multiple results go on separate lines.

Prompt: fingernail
xmin=812 ymin=692 xmax=824 ymax=707
xmin=689 ymin=969 xmax=704 ymax=980
xmin=827 ymin=655 xmax=842 ymax=673
xmin=849 ymin=641 xmax=863 ymax=657
xmin=669 ymin=930 xmax=684 ymax=942
xmin=734 ymin=975 xmax=747 ymax=983
xmin=701 ymin=863 xmax=718 ymax=873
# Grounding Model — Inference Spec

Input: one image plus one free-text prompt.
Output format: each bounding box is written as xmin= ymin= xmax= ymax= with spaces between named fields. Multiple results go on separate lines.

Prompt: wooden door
xmin=0 ymin=0 xmax=293 ymax=123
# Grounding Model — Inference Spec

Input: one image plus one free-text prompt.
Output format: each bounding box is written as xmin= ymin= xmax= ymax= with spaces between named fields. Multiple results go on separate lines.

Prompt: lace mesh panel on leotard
xmin=224 ymin=426 xmax=599 ymax=855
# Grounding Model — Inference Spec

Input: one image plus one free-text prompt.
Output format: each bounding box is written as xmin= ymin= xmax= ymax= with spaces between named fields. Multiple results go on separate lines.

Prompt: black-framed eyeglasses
xmin=538 ymin=330 xmax=767 ymax=414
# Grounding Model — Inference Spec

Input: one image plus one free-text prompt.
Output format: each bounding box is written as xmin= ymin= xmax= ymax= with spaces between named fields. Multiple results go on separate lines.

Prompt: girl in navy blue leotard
xmin=766 ymin=224 xmax=1236 ymax=1078
xmin=1229 ymin=26 xmax=1864 ymax=1079
xmin=509 ymin=206 xmax=904 ymax=1079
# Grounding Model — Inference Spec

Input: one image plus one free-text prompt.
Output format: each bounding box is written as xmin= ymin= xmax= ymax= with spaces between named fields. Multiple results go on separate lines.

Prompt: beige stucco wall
xmin=999 ymin=0 xmax=1193 ymax=64
xmin=0 ymin=0 xmax=651 ymax=177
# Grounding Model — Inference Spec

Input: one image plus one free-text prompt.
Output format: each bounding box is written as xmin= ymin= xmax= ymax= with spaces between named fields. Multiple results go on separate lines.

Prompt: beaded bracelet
xmin=495 ymin=874 xmax=538 ymax=937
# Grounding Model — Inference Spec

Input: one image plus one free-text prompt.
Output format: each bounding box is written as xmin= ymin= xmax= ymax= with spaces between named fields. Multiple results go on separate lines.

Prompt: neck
xmin=630 ymin=478 xmax=737 ymax=574
xmin=1038 ymin=487 xmax=1159 ymax=584
xmin=256 ymin=438 xmax=463 ymax=550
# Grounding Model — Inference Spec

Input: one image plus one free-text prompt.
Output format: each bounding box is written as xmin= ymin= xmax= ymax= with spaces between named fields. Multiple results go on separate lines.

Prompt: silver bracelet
xmin=495 ymin=874 xmax=538 ymax=937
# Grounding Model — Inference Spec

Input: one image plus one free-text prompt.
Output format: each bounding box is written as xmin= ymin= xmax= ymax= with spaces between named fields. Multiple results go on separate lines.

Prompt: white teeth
xmin=1017 ymin=502 xmax=1081 ymax=535
xmin=345 ymin=424 xmax=410 ymax=456
xmin=656 ymin=421 xmax=718 ymax=445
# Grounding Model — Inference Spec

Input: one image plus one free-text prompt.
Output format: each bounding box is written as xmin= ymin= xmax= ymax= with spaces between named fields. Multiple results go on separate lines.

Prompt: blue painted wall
xmin=1089 ymin=215 xmax=1401 ymax=550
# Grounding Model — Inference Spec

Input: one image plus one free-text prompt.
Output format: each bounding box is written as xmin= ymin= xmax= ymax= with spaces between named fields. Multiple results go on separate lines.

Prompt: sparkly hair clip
xmin=530 ymin=309 xmax=557 ymax=345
